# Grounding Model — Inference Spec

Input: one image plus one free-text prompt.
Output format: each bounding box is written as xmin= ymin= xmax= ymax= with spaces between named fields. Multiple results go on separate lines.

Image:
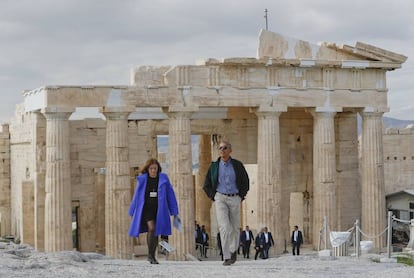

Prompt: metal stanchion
xmin=387 ymin=211 xmax=392 ymax=258
xmin=408 ymin=219 xmax=414 ymax=249
xmin=355 ymin=219 xmax=360 ymax=258
xmin=324 ymin=216 xmax=328 ymax=250
xmin=283 ymin=239 xmax=289 ymax=253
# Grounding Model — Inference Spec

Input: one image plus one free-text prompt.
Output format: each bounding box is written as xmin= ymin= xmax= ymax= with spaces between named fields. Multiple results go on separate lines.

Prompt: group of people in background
xmin=195 ymin=222 xmax=210 ymax=258
xmin=241 ymin=224 xmax=304 ymax=260
xmin=252 ymin=226 xmax=275 ymax=259
xmin=230 ymin=224 xmax=304 ymax=260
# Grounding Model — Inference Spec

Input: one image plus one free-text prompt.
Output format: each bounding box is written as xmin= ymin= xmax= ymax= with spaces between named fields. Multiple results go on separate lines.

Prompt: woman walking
xmin=128 ymin=158 xmax=179 ymax=264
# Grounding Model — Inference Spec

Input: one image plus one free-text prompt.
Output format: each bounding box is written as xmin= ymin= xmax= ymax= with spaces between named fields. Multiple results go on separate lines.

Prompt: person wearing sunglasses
xmin=203 ymin=140 xmax=250 ymax=266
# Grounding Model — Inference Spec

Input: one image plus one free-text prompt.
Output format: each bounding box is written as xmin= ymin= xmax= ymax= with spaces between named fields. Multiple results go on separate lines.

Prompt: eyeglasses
xmin=218 ymin=146 xmax=228 ymax=151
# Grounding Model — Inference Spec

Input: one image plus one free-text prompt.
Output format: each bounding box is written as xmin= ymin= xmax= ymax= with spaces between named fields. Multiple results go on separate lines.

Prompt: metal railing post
xmin=387 ymin=211 xmax=392 ymax=258
xmin=355 ymin=219 xmax=360 ymax=258
xmin=324 ymin=216 xmax=328 ymax=250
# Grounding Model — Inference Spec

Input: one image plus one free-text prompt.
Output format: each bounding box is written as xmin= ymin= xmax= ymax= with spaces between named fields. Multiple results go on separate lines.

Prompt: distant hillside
xmin=383 ymin=116 xmax=414 ymax=129
xmin=357 ymin=116 xmax=414 ymax=134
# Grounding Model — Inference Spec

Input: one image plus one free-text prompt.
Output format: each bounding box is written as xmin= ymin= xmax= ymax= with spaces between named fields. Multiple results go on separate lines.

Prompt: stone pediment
xmin=257 ymin=29 xmax=407 ymax=64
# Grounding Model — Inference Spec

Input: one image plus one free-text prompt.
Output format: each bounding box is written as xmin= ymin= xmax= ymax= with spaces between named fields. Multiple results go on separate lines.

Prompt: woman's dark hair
xmin=140 ymin=158 xmax=162 ymax=174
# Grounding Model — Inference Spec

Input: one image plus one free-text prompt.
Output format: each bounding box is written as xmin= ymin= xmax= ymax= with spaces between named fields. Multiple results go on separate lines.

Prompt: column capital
xmin=315 ymin=106 xmax=342 ymax=113
xmin=252 ymin=104 xmax=287 ymax=114
xmin=360 ymin=106 xmax=389 ymax=115
xmin=99 ymin=106 xmax=135 ymax=120
xmin=41 ymin=106 xmax=76 ymax=113
xmin=41 ymin=107 xmax=75 ymax=119
xmin=164 ymin=105 xmax=199 ymax=113
xmin=162 ymin=105 xmax=198 ymax=118
xmin=307 ymin=107 xmax=339 ymax=118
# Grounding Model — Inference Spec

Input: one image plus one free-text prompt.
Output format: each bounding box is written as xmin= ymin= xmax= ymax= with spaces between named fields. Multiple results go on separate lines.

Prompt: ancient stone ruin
xmin=0 ymin=30 xmax=407 ymax=260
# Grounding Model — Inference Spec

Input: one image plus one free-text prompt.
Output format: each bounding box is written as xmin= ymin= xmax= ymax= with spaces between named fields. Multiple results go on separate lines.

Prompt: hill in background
xmin=383 ymin=116 xmax=414 ymax=129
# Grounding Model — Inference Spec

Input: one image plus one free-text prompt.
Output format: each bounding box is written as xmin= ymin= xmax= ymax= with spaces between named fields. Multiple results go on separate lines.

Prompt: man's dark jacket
xmin=241 ymin=230 xmax=254 ymax=245
xmin=203 ymin=157 xmax=249 ymax=201
xmin=291 ymin=230 xmax=303 ymax=244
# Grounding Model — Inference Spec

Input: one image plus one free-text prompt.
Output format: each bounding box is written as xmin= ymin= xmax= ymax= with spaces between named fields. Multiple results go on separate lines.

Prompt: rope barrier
xmin=346 ymin=226 xmax=355 ymax=233
xmin=392 ymin=216 xmax=411 ymax=224
xmin=318 ymin=214 xmax=412 ymax=257
xmin=317 ymin=213 xmax=412 ymax=258
xmin=357 ymin=226 xmax=388 ymax=239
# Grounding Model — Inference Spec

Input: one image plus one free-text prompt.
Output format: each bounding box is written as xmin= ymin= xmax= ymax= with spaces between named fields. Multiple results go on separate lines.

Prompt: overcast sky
xmin=1 ymin=0 xmax=413 ymax=123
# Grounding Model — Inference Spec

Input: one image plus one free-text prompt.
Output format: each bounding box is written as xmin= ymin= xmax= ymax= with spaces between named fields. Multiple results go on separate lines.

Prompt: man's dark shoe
xmin=229 ymin=251 xmax=237 ymax=264
xmin=223 ymin=259 xmax=232 ymax=266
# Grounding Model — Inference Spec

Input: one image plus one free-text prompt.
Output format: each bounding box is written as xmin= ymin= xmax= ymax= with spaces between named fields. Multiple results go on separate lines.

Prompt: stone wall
xmin=280 ymin=109 xmax=313 ymax=242
xmin=0 ymin=124 xmax=10 ymax=237
xmin=384 ymin=126 xmax=414 ymax=195
xmin=70 ymin=119 xmax=106 ymax=252
xmin=335 ymin=112 xmax=360 ymax=231
xmin=32 ymin=113 xmax=46 ymax=250
xmin=9 ymin=105 xmax=36 ymax=242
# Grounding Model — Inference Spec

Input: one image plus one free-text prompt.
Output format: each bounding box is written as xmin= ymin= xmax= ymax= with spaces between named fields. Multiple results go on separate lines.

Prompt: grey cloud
xmin=0 ymin=0 xmax=413 ymax=122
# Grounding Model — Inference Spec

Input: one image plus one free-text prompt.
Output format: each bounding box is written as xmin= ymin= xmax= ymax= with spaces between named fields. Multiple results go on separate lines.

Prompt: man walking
xmin=260 ymin=227 xmax=274 ymax=259
xmin=241 ymin=225 xmax=254 ymax=259
xmin=203 ymin=140 xmax=250 ymax=266
xmin=291 ymin=225 xmax=303 ymax=255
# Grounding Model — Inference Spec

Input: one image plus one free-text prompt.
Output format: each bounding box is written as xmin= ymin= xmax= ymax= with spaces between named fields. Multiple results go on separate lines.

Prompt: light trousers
xmin=214 ymin=192 xmax=241 ymax=260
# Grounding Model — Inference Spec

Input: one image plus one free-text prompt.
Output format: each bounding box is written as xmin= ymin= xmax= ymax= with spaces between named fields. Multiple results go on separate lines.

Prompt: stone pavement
xmin=1 ymin=242 xmax=413 ymax=278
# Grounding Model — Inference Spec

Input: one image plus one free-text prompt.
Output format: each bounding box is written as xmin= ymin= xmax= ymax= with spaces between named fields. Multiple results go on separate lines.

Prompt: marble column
xmin=311 ymin=108 xmax=337 ymax=248
xmin=196 ymin=135 xmax=212 ymax=233
xmin=42 ymin=107 xmax=74 ymax=252
xmin=255 ymin=106 xmax=284 ymax=253
xmin=164 ymin=106 xmax=196 ymax=260
xmin=360 ymin=110 xmax=386 ymax=249
xmin=101 ymin=107 xmax=134 ymax=259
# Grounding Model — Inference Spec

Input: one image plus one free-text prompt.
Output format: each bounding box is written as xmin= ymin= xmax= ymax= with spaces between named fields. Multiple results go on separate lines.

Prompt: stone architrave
xmin=360 ymin=109 xmax=386 ymax=249
xmin=101 ymin=106 xmax=134 ymax=259
xmin=42 ymin=107 xmax=74 ymax=252
xmin=164 ymin=106 xmax=196 ymax=260
xmin=255 ymin=106 xmax=285 ymax=253
xmin=310 ymin=108 xmax=338 ymax=248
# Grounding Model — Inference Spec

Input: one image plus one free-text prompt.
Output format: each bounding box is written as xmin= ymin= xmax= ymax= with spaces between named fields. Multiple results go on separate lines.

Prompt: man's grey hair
xmin=220 ymin=140 xmax=232 ymax=150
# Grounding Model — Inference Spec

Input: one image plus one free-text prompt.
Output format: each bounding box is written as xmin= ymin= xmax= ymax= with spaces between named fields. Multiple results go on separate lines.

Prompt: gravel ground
xmin=0 ymin=241 xmax=413 ymax=278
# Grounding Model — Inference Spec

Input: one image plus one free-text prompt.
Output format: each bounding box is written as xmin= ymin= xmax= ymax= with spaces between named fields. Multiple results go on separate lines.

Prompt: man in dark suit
xmin=240 ymin=225 xmax=254 ymax=258
xmin=291 ymin=225 xmax=304 ymax=255
xmin=260 ymin=227 xmax=274 ymax=259
xmin=200 ymin=225 xmax=209 ymax=258
xmin=254 ymin=229 xmax=264 ymax=260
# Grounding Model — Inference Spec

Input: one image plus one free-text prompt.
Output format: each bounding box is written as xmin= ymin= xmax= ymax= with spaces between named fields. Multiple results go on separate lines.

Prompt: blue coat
xmin=128 ymin=172 xmax=179 ymax=237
